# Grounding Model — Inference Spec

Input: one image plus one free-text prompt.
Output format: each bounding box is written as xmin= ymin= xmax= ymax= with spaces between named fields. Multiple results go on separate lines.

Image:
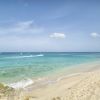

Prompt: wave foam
xmin=6 ymin=54 xmax=44 ymax=59
xmin=36 ymin=54 xmax=44 ymax=57
xmin=56 ymin=73 xmax=83 ymax=82
xmin=8 ymin=79 xmax=34 ymax=89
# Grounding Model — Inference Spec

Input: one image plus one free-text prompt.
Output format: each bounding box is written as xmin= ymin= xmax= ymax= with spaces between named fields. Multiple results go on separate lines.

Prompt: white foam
xmin=56 ymin=73 xmax=83 ymax=82
xmin=5 ymin=54 xmax=44 ymax=59
xmin=8 ymin=79 xmax=34 ymax=89
xmin=36 ymin=54 xmax=44 ymax=57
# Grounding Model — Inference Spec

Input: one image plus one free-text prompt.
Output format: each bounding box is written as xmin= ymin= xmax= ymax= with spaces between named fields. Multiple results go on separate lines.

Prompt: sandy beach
xmin=1 ymin=61 xmax=100 ymax=100
xmin=0 ymin=0 xmax=100 ymax=99
xmin=22 ymin=70 xmax=100 ymax=100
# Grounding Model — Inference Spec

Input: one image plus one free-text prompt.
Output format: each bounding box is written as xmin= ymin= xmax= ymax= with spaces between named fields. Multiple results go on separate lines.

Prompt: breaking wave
xmin=5 ymin=54 xmax=44 ymax=59
xmin=8 ymin=78 xmax=34 ymax=89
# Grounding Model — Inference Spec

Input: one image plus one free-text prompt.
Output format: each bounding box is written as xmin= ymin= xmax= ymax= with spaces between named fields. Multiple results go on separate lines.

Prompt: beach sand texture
xmin=20 ymin=70 xmax=100 ymax=100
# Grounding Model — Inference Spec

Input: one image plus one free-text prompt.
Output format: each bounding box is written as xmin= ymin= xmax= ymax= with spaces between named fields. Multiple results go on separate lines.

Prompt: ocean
xmin=0 ymin=52 xmax=100 ymax=88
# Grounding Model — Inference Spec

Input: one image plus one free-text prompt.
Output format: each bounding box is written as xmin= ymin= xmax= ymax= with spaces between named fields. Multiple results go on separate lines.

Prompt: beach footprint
xmin=52 ymin=97 xmax=61 ymax=100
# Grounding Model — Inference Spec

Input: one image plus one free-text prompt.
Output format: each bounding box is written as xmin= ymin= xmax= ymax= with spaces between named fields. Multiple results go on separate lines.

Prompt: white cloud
xmin=0 ymin=20 xmax=44 ymax=36
xmin=17 ymin=20 xmax=33 ymax=28
xmin=50 ymin=32 xmax=66 ymax=39
xmin=90 ymin=32 xmax=100 ymax=38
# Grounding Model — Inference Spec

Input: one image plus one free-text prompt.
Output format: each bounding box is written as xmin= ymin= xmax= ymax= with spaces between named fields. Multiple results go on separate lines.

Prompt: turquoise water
xmin=0 ymin=52 xmax=100 ymax=83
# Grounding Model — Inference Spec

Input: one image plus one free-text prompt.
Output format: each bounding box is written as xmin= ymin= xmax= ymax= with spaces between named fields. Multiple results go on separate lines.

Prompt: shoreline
xmin=0 ymin=60 xmax=100 ymax=100
xmin=1 ymin=60 xmax=100 ymax=89
xmin=21 ymin=62 xmax=100 ymax=100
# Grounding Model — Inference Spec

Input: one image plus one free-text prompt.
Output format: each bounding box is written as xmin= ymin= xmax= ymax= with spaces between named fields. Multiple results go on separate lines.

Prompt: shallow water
xmin=0 ymin=52 xmax=100 ymax=85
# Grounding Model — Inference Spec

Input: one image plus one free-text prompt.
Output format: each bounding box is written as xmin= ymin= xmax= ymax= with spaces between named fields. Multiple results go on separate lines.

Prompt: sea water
xmin=0 ymin=52 xmax=100 ymax=88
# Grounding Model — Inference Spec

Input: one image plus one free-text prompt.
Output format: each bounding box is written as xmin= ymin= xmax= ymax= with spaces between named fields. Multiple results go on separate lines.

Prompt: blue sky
xmin=0 ymin=0 xmax=100 ymax=52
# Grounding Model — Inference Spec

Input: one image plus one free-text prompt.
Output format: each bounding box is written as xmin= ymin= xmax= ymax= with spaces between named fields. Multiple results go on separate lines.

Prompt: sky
xmin=0 ymin=0 xmax=100 ymax=52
